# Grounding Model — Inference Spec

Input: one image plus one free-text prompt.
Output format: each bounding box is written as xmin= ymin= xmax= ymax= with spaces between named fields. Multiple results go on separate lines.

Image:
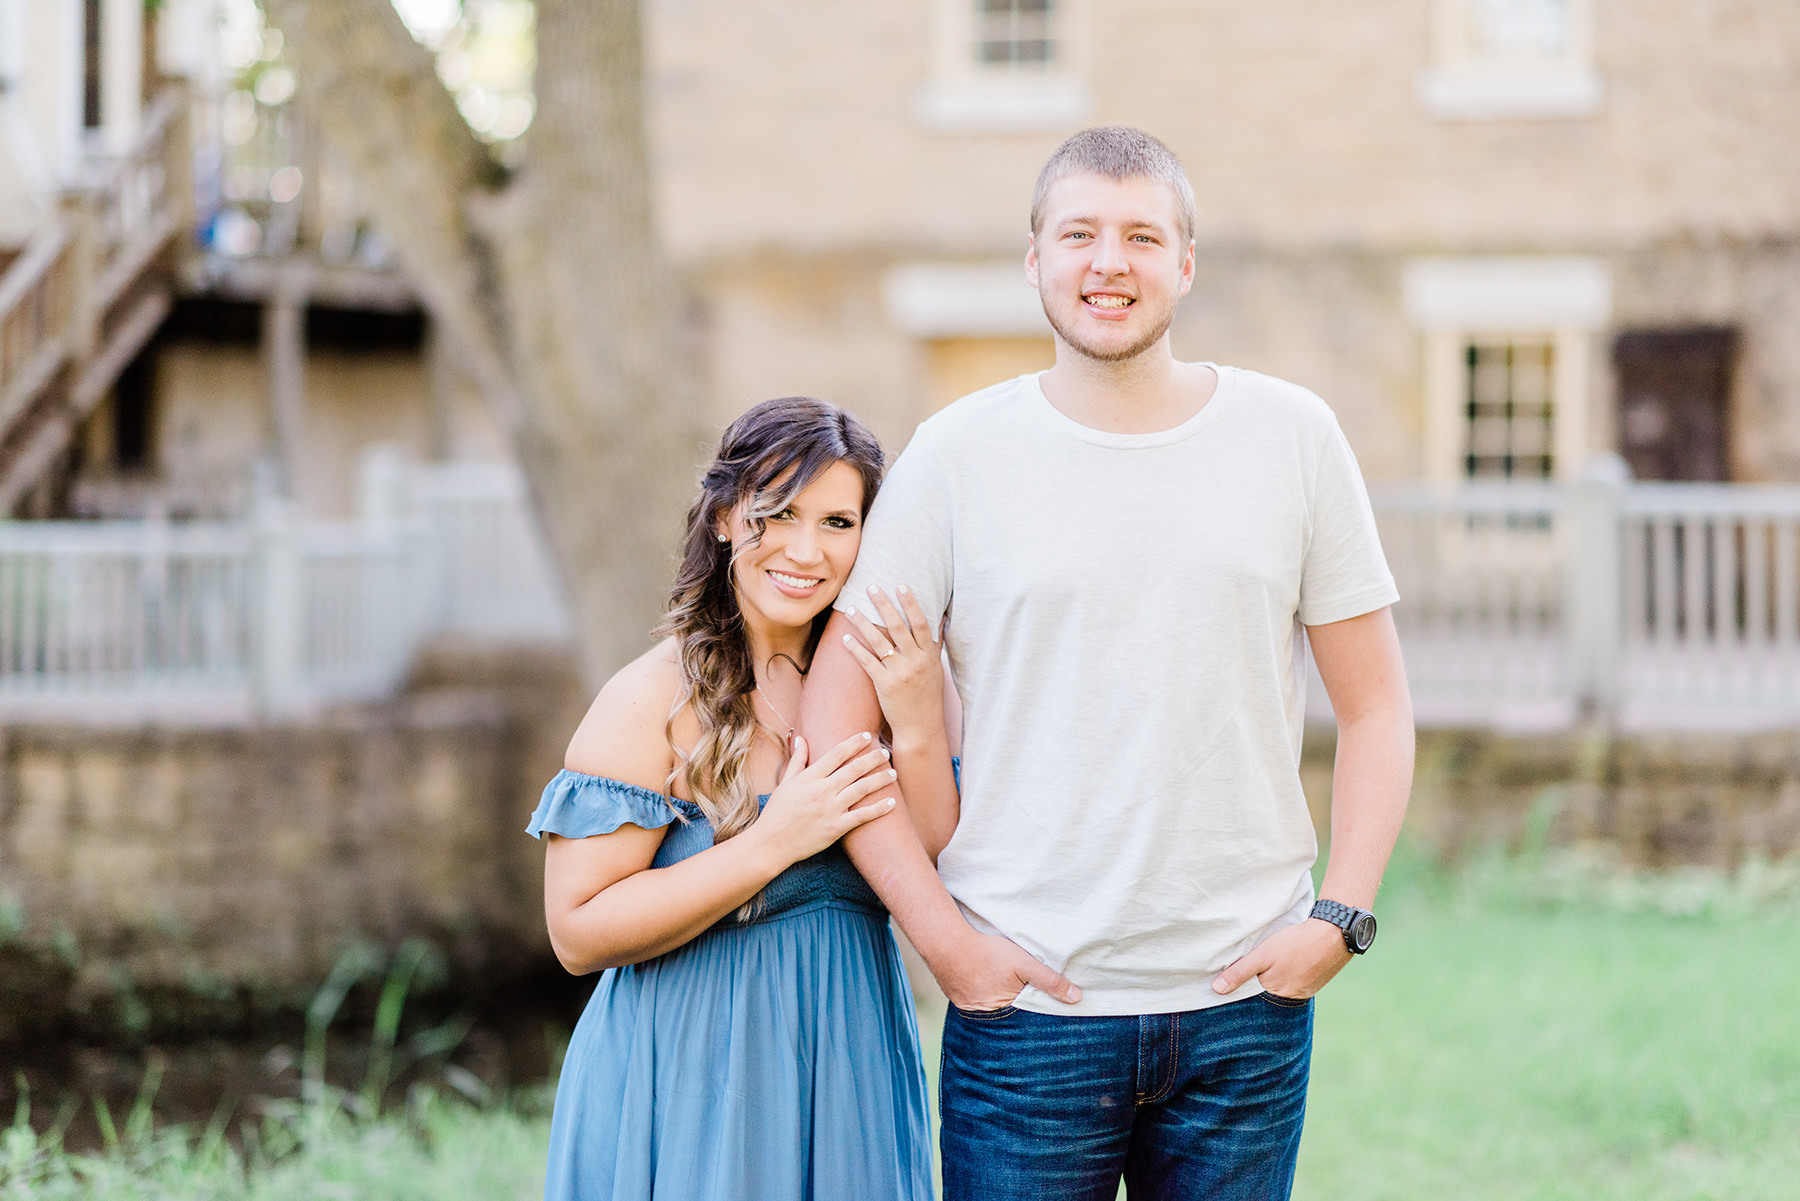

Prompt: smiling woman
xmin=523 ymin=397 xmax=943 ymax=1201
xmin=720 ymin=461 xmax=867 ymax=672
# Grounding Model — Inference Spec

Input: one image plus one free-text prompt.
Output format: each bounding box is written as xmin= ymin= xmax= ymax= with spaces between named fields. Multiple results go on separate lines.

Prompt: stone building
xmin=651 ymin=0 xmax=1800 ymax=485
xmin=7 ymin=0 xmax=1798 ymax=521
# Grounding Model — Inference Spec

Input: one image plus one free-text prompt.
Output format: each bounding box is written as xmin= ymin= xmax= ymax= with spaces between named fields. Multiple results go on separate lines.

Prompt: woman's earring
xmin=717 ymin=533 xmax=730 ymax=543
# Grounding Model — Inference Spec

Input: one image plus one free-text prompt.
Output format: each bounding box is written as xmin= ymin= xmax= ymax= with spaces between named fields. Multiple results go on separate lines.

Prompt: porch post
xmin=262 ymin=259 xmax=307 ymax=498
xmin=1568 ymin=452 xmax=1628 ymax=720
xmin=253 ymin=493 xmax=304 ymax=717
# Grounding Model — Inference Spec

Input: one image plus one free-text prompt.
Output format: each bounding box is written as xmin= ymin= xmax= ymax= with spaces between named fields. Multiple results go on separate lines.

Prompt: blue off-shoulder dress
xmin=527 ymin=770 xmax=933 ymax=1201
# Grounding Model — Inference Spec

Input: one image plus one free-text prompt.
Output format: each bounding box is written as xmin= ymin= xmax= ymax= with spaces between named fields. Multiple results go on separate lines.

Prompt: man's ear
xmin=1024 ymin=235 xmax=1041 ymax=289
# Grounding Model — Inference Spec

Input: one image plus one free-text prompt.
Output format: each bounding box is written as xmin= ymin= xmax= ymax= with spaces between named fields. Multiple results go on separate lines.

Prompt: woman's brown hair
xmin=653 ymin=397 xmax=884 ymax=843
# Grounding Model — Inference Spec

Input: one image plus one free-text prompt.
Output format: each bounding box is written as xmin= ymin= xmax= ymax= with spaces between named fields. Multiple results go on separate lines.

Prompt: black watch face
xmin=1349 ymin=912 xmax=1377 ymax=953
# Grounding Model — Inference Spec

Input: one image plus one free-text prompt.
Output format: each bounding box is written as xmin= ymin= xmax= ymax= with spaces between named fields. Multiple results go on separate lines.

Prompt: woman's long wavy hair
xmin=653 ymin=397 xmax=885 ymax=843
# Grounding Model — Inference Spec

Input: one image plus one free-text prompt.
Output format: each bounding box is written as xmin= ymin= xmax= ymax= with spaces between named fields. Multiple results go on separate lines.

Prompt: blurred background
xmin=0 ymin=2 xmax=1796 ymax=1198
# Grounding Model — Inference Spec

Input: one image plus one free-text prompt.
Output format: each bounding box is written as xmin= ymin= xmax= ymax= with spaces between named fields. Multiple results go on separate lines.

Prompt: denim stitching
xmin=1140 ymin=1015 xmax=1178 ymax=1106
xmin=1133 ymin=1016 xmax=1149 ymax=1104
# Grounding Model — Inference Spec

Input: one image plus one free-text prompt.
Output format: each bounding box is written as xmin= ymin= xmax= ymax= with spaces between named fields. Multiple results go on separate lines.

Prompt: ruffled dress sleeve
xmin=527 ymin=769 xmax=684 ymax=840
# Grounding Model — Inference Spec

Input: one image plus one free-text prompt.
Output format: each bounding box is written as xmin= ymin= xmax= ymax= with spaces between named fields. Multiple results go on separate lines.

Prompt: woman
xmin=527 ymin=397 xmax=950 ymax=1200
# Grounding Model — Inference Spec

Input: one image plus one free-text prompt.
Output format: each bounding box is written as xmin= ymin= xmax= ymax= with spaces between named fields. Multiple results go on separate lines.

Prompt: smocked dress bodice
xmin=529 ymin=769 xmax=884 ymax=924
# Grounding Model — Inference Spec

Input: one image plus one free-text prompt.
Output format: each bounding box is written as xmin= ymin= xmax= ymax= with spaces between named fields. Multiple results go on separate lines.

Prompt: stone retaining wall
xmin=1302 ymin=727 xmax=1800 ymax=867
xmin=8 ymin=671 xmax=1798 ymax=1039
xmin=0 ymin=643 xmax=587 ymax=1040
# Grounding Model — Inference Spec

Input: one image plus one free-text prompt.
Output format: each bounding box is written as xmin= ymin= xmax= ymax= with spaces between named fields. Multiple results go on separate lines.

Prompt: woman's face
xmin=721 ymin=460 xmax=866 ymax=640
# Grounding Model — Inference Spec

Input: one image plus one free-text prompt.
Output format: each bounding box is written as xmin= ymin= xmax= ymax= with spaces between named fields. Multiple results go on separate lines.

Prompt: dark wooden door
xmin=1613 ymin=328 xmax=1736 ymax=482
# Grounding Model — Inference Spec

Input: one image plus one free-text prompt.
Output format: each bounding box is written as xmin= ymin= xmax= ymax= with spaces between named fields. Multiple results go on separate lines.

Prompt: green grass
xmin=2 ymin=1091 xmax=548 ymax=1201
xmin=5 ymin=850 xmax=1796 ymax=1199
xmin=1296 ymin=850 xmax=1800 ymax=1201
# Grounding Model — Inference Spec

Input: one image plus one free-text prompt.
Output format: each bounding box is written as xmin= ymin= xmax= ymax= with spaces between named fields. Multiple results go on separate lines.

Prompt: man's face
xmin=1025 ymin=172 xmax=1195 ymax=364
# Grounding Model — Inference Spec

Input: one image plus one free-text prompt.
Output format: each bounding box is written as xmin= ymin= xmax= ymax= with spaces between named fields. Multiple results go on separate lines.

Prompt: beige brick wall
xmin=650 ymin=0 xmax=1800 ymax=260
xmin=657 ymin=2 xmax=1800 ymax=475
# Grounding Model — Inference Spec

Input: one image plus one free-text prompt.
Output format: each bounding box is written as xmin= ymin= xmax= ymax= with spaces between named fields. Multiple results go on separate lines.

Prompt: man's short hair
xmin=1030 ymin=126 xmax=1197 ymax=246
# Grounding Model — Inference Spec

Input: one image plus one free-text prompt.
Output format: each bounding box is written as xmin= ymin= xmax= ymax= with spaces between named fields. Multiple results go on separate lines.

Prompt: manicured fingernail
xmin=842 ymin=634 xmax=854 ymax=645
xmin=885 ymin=797 xmax=897 ymax=808
xmin=880 ymin=747 xmax=891 ymax=758
xmin=898 ymin=584 xmax=910 ymax=594
xmin=862 ymin=731 xmax=872 ymax=741
xmin=867 ymin=584 xmax=879 ymax=594
xmin=844 ymin=605 xmax=856 ymax=617
xmin=888 ymin=768 xmax=898 ymax=779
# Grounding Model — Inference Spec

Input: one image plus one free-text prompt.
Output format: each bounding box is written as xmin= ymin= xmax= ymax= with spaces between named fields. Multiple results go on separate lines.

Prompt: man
xmin=799 ymin=126 xmax=1414 ymax=1200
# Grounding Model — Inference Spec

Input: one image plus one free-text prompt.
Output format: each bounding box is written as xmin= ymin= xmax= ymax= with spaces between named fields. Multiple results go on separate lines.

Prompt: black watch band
xmin=1310 ymin=898 xmax=1377 ymax=954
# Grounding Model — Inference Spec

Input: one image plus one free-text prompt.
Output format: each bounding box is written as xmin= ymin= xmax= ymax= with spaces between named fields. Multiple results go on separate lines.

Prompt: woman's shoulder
xmin=563 ymin=639 xmax=683 ymax=791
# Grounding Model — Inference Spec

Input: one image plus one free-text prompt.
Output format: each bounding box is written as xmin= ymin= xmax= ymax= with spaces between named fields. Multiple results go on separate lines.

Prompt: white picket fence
xmin=0 ymin=453 xmax=570 ymax=722
xmin=1341 ymin=462 xmax=1800 ymax=731
xmin=10 ymin=453 xmax=1800 ymax=731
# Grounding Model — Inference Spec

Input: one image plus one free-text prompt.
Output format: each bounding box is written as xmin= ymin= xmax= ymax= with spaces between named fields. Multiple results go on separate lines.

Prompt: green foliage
xmin=0 ymin=941 xmax=543 ymax=1201
xmin=1 ymin=1084 xmax=548 ymax=1201
xmin=5 ymin=860 xmax=1795 ymax=1200
xmin=1295 ymin=848 xmax=1800 ymax=1201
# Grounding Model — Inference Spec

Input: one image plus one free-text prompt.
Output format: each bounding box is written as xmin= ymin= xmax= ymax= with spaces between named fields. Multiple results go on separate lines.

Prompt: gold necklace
xmin=754 ymin=684 xmax=797 ymax=741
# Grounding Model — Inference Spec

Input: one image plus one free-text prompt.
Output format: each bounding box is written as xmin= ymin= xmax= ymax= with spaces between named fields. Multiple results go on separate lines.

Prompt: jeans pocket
xmin=1256 ymin=990 xmax=1311 ymax=1010
xmin=951 ymin=1003 xmax=1018 ymax=1022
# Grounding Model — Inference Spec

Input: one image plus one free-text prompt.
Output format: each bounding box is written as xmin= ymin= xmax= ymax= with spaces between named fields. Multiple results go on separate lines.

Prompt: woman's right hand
xmin=746 ymin=732 xmax=897 ymax=866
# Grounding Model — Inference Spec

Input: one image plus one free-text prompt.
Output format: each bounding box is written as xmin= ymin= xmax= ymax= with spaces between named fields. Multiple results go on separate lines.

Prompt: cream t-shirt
xmin=841 ymin=366 xmax=1398 ymax=1016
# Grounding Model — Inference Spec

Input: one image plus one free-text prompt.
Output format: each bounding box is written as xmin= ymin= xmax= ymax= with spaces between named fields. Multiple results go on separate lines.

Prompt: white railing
xmin=0 ymin=520 xmax=255 ymax=706
xmin=393 ymin=457 xmax=570 ymax=641
xmin=1338 ymin=461 xmax=1800 ymax=731
xmin=1620 ymin=485 xmax=1800 ymax=725
xmin=0 ymin=453 xmax=571 ymax=722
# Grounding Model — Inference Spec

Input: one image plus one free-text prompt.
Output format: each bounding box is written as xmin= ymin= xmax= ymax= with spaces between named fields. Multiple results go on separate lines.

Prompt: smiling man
xmin=800 ymin=127 xmax=1415 ymax=1200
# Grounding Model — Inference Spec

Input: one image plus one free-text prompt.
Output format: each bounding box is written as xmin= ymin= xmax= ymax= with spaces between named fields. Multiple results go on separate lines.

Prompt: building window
xmin=914 ymin=0 xmax=1089 ymax=132
xmin=1417 ymin=0 xmax=1602 ymax=120
xmin=1464 ymin=340 xmax=1555 ymax=479
xmin=1402 ymin=256 xmax=1612 ymax=484
xmin=976 ymin=0 xmax=1054 ymax=68
xmin=1468 ymin=0 xmax=1570 ymax=61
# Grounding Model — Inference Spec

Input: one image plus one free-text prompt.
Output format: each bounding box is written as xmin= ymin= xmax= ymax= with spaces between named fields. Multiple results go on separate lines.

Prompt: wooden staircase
xmin=0 ymin=85 xmax=192 ymax=515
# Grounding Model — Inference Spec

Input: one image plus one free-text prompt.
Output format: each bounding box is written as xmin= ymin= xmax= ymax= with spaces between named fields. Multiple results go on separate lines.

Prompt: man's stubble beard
xmin=1042 ymin=299 xmax=1177 ymax=365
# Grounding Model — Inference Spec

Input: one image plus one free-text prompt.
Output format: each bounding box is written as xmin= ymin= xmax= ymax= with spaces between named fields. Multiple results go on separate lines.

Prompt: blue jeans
xmin=939 ymin=993 xmax=1313 ymax=1201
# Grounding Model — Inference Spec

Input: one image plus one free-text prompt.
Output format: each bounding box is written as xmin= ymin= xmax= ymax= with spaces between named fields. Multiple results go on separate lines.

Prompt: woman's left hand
xmin=841 ymin=584 xmax=945 ymax=745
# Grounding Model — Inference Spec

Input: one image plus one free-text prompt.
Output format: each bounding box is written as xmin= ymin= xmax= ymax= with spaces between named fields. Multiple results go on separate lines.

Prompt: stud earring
xmin=717 ymin=533 xmax=730 ymax=543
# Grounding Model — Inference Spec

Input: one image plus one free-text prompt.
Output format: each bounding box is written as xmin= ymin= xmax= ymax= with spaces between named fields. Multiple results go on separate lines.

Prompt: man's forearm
xmin=1317 ymin=704 xmax=1413 ymax=909
xmin=802 ymin=614 xmax=975 ymax=967
xmin=1307 ymin=608 xmax=1415 ymax=912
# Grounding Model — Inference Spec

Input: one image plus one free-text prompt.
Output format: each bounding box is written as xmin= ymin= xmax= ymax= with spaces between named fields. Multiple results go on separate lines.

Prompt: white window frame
xmin=1416 ymin=0 xmax=1602 ymax=120
xmin=1403 ymin=256 xmax=1612 ymax=483
xmin=881 ymin=261 xmax=1050 ymax=337
xmin=914 ymin=0 xmax=1091 ymax=133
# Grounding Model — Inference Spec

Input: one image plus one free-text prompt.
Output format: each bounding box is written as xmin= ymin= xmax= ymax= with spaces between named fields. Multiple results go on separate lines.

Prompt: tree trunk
xmin=262 ymin=0 xmax=703 ymax=685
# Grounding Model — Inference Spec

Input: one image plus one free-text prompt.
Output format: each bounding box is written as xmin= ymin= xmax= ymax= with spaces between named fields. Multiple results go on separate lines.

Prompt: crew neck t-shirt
xmin=839 ymin=366 xmax=1398 ymax=1017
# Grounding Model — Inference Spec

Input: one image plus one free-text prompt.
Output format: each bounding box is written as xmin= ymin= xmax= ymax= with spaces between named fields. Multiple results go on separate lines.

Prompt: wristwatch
xmin=1310 ymin=898 xmax=1377 ymax=954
